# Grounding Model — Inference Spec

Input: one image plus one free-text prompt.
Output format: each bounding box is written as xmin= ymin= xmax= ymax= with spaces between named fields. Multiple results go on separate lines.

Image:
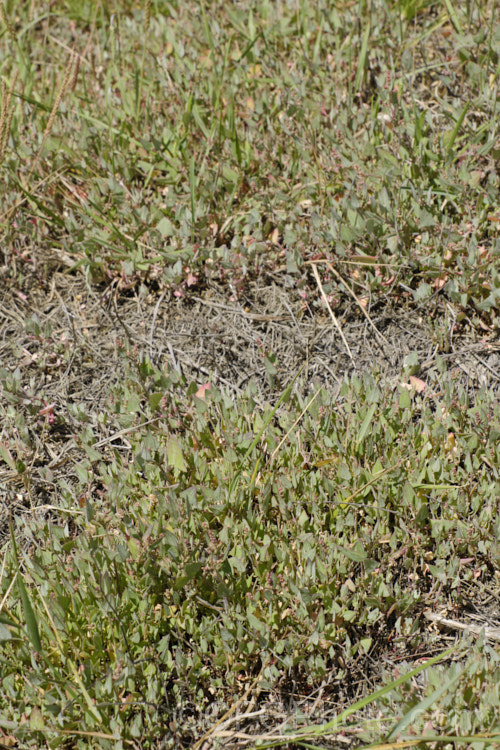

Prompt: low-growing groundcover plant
xmin=0 ymin=0 xmax=500 ymax=746
xmin=1 ymin=355 xmax=500 ymax=747
xmin=0 ymin=0 xmax=499 ymax=323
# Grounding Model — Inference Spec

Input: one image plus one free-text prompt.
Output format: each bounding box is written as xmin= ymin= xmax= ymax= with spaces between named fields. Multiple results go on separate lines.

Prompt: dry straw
xmin=144 ymin=0 xmax=151 ymax=33
xmin=0 ymin=73 xmax=18 ymax=166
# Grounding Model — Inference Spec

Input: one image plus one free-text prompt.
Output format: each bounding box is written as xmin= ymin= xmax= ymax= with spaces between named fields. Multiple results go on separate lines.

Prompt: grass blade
xmin=274 ymin=644 xmax=462 ymax=744
xmin=443 ymin=0 xmax=462 ymax=34
xmin=9 ymin=516 xmax=42 ymax=654
xmin=386 ymin=664 xmax=462 ymax=740
xmin=38 ymin=591 xmax=103 ymax=723
xmin=354 ymin=20 xmax=371 ymax=94
xmin=445 ymin=100 xmax=469 ymax=158
xmin=189 ymin=153 xmax=196 ymax=240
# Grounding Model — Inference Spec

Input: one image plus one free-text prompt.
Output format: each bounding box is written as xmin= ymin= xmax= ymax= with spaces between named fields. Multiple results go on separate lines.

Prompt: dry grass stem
xmin=24 ymin=52 xmax=76 ymax=187
xmin=309 ymin=259 xmax=390 ymax=347
xmin=144 ymin=0 xmax=151 ymax=33
xmin=191 ymin=668 xmax=266 ymax=750
xmin=0 ymin=73 xmax=18 ymax=165
xmin=311 ymin=262 xmax=355 ymax=364
xmin=270 ymin=386 xmax=323 ymax=461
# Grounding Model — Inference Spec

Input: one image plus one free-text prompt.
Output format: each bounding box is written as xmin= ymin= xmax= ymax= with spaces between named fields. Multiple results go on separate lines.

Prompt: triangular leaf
xmin=167 ymin=438 xmax=187 ymax=472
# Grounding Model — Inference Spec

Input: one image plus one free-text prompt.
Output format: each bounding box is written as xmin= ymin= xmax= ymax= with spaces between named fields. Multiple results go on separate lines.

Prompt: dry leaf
xmin=195 ymin=383 xmax=211 ymax=400
xmin=409 ymin=376 xmax=426 ymax=393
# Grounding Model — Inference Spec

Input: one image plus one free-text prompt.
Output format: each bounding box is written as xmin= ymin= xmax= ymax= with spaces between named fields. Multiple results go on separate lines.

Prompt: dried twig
xmin=192 ymin=296 xmax=292 ymax=322
xmin=424 ymin=610 xmax=500 ymax=642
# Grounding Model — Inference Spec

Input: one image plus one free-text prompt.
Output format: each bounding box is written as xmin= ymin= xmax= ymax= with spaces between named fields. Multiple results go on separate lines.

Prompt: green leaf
xmin=0 ymin=443 xmax=16 ymax=471
xmin=359 ymin=637 xmax=372 ymax=653
xmin=167 ymin=437 xmax=187 ymax=472
xmin=403 ymin=352 xmax=419 ymax=373
xmin=414 ymin=282 xmax=433 ymax=301
xmin=184 ymin=562 xmax=202 ymax=580
xmin=247 ymin=612 xmax=266 ymax=634
xmin=29 ymin=707 xmax=45 ymax=730
xmin=428 ymin=564 xmax=447 ymax=582
xmin=264 ymin=355 xmax=278 ymax=377
xmin=149 ymin=392 xmax=163 ymax=411
xmin=0 ymin=623 xmax=12 ymax=641
xmin=75 ymin=462 xmax=90 ymax=483
xmin=83 ymin=444 xmax=102 ymax=462
xmin=157 ymin=217 xmax=174 ymax=236
xmin=332 ymin=542 xmax=367 ymax=562
xmin=403 ymin=481 xmax=415 ymax=503
xmin=357 ymin=403 xmax=377 ymax=445
xmin=228 ymin=362 xmax=308 ymax=499
xmin=10 ymin=520 xmax=42 ymax=654
xmin=399 ymin=387 xmax=411 ymax=409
